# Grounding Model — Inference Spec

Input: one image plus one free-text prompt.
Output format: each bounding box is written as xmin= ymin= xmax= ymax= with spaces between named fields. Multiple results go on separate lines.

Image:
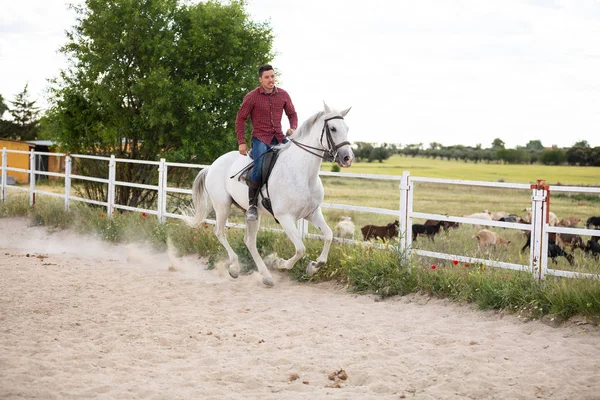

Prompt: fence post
xmin=297 ymin=219 xmax=308 ymax=238
xmin=29 ymin=149 xmax=36 ymax=206
xmin=157 ymin=158 xmax=166 ymax=223
xmin=64 ymin=155 xmax=72 ymax=212
xmin=107 ymin=155 xmax=116 ymax=216
xmin=529 ymin=179 xmax=548 ymax=280
xmin=398 ymin=171 xmax=412 ymax=256
xmin=1 ymin=148 xmax=6 ymax=201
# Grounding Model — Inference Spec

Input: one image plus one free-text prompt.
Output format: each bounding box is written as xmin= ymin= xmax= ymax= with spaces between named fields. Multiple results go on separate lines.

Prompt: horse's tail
xmin=183 ymin=168 xmax=213 ymax=229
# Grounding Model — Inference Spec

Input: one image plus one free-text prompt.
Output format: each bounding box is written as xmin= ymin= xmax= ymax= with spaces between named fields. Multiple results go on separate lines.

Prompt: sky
xmin=2 ymin=0 xmax=600 ymax=149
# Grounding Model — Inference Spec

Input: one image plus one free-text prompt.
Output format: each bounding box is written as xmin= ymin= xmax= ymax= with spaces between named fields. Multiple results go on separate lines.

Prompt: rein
xmin=290 ymin=116 xmax=350 ymax=162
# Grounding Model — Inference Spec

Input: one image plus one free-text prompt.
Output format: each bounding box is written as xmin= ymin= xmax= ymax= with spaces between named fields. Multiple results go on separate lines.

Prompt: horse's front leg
xmin=272 ymin=215 xmax=306 ymax=270
xmin=305 ymin=207 xmax=333 ymax=276
xmin=243 ymin=216 xmax=275 ymax=287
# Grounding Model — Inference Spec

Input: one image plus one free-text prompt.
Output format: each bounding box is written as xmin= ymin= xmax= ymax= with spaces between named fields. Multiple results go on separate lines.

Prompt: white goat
xmin=334 ymin=216 xmax=355 ymax=239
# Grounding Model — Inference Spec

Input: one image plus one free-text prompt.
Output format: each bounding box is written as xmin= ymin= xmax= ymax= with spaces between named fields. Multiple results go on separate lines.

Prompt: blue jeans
xmin=250 ymin=136 xmax=287 ymax=182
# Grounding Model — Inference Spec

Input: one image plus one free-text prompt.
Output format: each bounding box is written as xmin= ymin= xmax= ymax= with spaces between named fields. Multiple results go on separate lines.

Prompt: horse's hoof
xmin=263 ymin=277 xmax=274 ymax=287
xmin=306 ymin=261 xmax=321 ymax=277
xmin=228 ymin=265 xmax=239 ymax=279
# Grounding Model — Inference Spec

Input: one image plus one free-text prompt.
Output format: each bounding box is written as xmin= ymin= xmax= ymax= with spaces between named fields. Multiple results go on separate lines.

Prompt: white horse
xmin=185 ymin=103 xmax=354 ymax=286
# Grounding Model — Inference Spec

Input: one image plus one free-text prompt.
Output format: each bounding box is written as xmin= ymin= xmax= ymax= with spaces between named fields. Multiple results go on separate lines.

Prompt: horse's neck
xmin=285 ymin=137 xmax=324 ymax=180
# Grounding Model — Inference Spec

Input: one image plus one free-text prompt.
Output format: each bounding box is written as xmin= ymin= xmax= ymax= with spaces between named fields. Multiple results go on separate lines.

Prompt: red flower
xmin=193 ymin=237 xmax=197 ymax=241
xmin=464 ymin=264 xmax=469 ymax=267
xmin=142 ymin=212 xmax=147 ymax=217
xmin=100 ymin=213 xmax=105 ymax=217
xmin=453 ymin=260 xmax=459 ymax=265
xmin=111 ymin=211 xmax=115 ymax=214
xmin=431 ymin=265 xmax=436 ymax=270
xmin=204 ymin=224 xmax=208 ymax=228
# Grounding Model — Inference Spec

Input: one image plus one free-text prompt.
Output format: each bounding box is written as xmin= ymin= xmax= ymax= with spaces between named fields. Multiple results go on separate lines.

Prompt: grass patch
xmin=2 ymin=197 xmax=599 ymax=325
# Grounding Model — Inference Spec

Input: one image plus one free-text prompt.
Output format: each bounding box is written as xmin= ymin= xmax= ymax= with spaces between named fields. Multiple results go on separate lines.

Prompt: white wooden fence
xmin=2 ymin=147 xmax=599 ymax=280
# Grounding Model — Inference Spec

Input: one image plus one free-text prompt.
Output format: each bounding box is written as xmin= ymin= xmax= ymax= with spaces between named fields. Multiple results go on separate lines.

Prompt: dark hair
xmin=258 ymin=64 xmax=274 ymax=77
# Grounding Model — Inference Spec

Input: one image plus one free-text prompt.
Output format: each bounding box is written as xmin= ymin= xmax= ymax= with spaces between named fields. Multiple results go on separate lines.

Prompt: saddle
xmin=231 ymin=148 xmax=281 ymax=219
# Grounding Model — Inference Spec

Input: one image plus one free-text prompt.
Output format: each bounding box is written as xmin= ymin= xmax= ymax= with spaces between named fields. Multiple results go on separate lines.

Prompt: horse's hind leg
xmin=305 ymin=207 xmax=333 ymax=277
xmin=212 ymin=202 xmax=241 ymax=279
xmin=243 ymin=217 xmax=274 ymax=287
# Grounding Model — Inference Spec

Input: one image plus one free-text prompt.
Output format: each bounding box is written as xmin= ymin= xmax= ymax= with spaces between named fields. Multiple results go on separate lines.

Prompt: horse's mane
xmin=291 ymin=110 xmax=325 ymax=140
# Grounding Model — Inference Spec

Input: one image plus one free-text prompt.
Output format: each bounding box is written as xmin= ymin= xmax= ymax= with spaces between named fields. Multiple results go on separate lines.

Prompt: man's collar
xmin=258 ymin=86 xmax=278 ymax=95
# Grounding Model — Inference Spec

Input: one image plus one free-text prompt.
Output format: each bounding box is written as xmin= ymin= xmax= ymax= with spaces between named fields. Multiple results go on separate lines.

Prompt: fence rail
xmin=2 ymin=147 xmax=598 ymax=280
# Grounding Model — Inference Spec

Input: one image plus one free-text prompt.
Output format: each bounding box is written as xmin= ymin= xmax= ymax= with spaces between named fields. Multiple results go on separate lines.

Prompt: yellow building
xmin=1 ymin=139 xmax=65 ymax=184
xmin=0 ymin=139 xmax=34 ymax=184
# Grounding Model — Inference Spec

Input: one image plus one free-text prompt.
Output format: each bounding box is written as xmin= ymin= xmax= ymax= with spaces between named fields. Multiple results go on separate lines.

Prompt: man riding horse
xmin=235 ymin=64 xmax=298 ymax=221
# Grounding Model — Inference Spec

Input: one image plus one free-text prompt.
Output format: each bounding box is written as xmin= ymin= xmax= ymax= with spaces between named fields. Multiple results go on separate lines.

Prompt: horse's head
xmin=322 ymin=102 xmax=354 ymax=168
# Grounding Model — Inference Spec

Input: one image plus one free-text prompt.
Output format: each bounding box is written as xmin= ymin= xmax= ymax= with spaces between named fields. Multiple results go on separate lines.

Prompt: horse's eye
xmin=331 ymin=127 xmax=337 ymax=132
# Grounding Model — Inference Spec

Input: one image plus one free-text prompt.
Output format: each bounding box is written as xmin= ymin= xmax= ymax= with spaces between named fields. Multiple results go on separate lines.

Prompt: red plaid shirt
xmin=236 ymin=86 xmax=298 ymax=145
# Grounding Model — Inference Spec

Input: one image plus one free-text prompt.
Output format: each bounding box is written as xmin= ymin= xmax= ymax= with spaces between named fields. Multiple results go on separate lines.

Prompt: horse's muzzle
xmin=337 ymin=147 xmax=354 ymax=168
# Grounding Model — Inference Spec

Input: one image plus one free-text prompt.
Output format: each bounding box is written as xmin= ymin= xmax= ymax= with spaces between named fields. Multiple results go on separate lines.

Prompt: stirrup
xmin=246 ymin=205 xmax=258 ymax=221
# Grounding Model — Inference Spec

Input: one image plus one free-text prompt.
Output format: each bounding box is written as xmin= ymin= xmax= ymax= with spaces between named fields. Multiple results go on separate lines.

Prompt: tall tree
xmin=45 ymin=0 xmax=273 ymax=208
xmin=7 ymin=84 xmax=40 ymax=140
xmin=491 ymin=138 xmax=505 ymax=149
xmin=525 ymin=140 xmax=544 ymax=150
xmin=572 ymin=140 xmax=590 ymax=148
xmin=0 ymin=93 xmax=8 ymax=118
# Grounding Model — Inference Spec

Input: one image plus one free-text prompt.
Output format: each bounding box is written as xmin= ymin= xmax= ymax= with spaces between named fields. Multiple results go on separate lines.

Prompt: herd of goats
xmin=333 ymin=212 xmax=600 ymax=265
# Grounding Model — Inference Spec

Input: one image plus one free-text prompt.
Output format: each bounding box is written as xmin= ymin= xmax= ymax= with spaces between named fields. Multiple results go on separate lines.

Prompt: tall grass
xmin=2 ymin=195 xmax=599 ymax=324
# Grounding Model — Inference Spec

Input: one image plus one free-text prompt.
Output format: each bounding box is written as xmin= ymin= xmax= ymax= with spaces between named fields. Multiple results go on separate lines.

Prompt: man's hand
xmin=239 ymin=143 xmax=248 ymax=155
xmin=286 ymin=128 xmax=295 ymax=136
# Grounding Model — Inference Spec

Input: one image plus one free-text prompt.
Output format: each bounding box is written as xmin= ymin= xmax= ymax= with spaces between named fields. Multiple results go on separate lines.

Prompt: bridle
xmin=290 ymin=116 xmax=351 ymax=162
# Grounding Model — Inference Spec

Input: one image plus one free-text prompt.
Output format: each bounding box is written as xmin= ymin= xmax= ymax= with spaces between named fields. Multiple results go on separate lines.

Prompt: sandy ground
xmin=1 ymin=217 xmax=599 ymax=400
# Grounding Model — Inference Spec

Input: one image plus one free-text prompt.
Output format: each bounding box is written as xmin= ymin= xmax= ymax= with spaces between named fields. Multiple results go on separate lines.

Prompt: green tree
xmin=0 ymin=94 xmax=8 ymax=118
xmin=539 ymin=149 xmax=567 ymax=165
xmin=491 ymin=138 xmax=505 ymax=149
xmin=45 ymin=0 xmax=273 ymax=208
xmin=6 ymin=84 xmax=40 ymax=140
xmin=573 ymin=140 xmax=590 ymax=148
xmin=525 ymin=140 xmax=544 ymax=150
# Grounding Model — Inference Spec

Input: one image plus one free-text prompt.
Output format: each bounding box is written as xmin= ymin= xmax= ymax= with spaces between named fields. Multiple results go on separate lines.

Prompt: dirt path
xmin=1 ymin=217 xmax=599 ymax=399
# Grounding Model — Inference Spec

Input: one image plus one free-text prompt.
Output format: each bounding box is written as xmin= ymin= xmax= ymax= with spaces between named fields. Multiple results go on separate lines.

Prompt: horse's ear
xmin=340 ymin=107 xmax=352 ymax=117
xmin=323 ymin=101 xmax=331 ymax=114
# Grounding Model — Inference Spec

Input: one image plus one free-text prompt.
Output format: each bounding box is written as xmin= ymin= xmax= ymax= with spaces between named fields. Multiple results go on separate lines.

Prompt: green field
xmin=323 ymin=154 xmax=600 ymax=185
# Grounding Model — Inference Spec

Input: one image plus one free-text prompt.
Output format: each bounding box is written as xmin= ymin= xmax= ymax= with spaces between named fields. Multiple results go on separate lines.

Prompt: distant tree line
xmin=390 ymin=139 xmax=600 ymax=166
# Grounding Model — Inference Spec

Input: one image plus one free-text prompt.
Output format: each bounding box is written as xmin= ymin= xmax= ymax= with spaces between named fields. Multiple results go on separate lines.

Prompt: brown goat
xmin=361 ymin=220 xmax=399 ymax=241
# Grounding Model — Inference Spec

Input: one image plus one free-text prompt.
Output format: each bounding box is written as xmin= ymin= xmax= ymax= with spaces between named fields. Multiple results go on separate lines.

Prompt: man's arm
xmin=283 ymin=93 xmax=298 ymax=132
xmin=236 ymin=94 xmax=253 ymax=155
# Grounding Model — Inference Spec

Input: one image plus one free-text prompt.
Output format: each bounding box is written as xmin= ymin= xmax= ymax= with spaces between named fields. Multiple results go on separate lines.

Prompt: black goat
xmin=584 ymin=239 xmax=600 ymax=259
xmin=586 ymin=216 xmax=600 ymax=229
xmin=548 ymin=242 xmax=574 ymax=265
xmin=521 ymin=235 xmax=574 ymax=265
xmin=412 ymin=221 xmax=444 ymax=242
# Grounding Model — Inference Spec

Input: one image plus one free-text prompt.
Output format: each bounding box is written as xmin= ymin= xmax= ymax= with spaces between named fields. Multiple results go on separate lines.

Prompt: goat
xmin=498 ymin=215 xmax=523 ymax=223
xmin=361 ymin=220 xmax=399 ymax=241
xmin=473 ymin=229 xmax=510 ymax=250
xmin=548 ymin=242 xmax=574 ymax=265
xmin=586 ymin=216 xmax=600 ymax=229
xmin=555 ymin=233 xmax=585 ymax=252
xmin=523 ymin=207 xmax=559 ymax=226
xmin=334 ymin=216 xmax=355 ymax=239
xmin=489 ymin=211 xmax=510 ymax=221
xmin=463 ymin=212 xmax=492 ymax=228
xmin=521 ymin=232 xmax=558 ymax=253
xmin=424 ymin=219 xmax=460 ymax=231
xmin=557 ymin=217 xmax=581 ymax=227
xmin=412 ymin=221 xmax=444 ymax=242
xmin=584 ymin=239 xmax=600 ymax=258
xmin=522 ymin=234 xmax=575 ymax=265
